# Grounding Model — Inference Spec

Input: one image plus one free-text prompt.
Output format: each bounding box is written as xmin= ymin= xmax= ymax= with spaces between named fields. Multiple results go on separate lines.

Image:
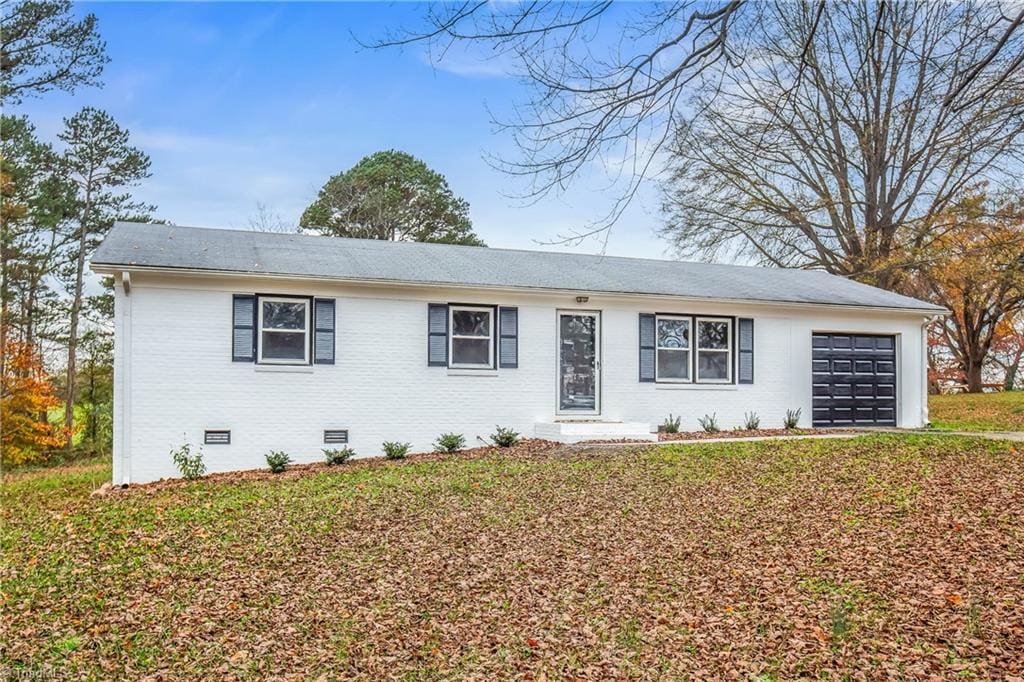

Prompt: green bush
xmin=662 ymin=414 xmax=682 ymax=434
xmin=382 ymin=441 xmax=411 ymax=460
xmin=434 ymin=432 xmax=466 ymax=453
xmin=323 ymin=447 xmax=355 ymax=465
xmin=784 ymin=408 xmax=802 ymax=430
xmin=491 ymin=426 xmax=520 ymax=447
xmin=697 ymin=413 xmax=720 ymax=433
xmin=170 ymin=441 xmax=205 ymax=480
xmin=265 ymin=450 xmax=291 ymax=473
xmin=743 ymin=411 xmax=761 ymax=430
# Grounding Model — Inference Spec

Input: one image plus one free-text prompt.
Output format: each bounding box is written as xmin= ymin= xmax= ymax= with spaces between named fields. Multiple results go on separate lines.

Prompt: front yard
xmin=930 ymin=392 xmax=1024 ymax=431
xmin=3 ymin=435 xmax=1023 ymax=678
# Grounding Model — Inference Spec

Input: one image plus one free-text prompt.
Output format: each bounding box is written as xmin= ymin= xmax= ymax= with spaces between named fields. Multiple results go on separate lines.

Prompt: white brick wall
xmin=111 ymin=272 xmax=930 ymax=484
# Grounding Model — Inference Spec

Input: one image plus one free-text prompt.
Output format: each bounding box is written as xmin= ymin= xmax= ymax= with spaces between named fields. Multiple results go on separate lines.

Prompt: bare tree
xmin=247 ymin=202 xmax=295 ymax=233
xmin=375 ymin=1 xmax=747 ymax=237
xmin=380 ymin=2 xmax=1023 ymax=251
xmin=661 ymin=2 xmax=1024 ymax=289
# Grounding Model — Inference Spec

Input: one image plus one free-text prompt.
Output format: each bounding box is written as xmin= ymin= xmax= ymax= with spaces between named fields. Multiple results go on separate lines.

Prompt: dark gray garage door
xmin=812 ymin=333 xmax=896 ymax=427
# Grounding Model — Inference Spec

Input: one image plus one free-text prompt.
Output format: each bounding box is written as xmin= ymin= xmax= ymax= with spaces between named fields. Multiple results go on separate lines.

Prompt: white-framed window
xmin=257 ymin=296 xmax=310 ymax=364
xmin=696 ymin=317 xmax=732 ymax=383
xmin=449 ymin=305 xmax=494 ymax=368
xmin=655 ymin=315 xmax=691 ymax=382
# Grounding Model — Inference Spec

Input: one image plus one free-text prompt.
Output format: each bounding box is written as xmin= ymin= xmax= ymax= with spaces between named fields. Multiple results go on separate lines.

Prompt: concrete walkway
xmin=868 ymin=427 xmax=1024 ymax=442
xmin=568 ymin=428 xmax=1024 ymax=450
xmin=569 ymin=431 xmax=866 ymax=450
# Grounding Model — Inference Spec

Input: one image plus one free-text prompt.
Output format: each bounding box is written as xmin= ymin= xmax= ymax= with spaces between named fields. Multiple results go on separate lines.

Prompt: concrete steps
xmin=534 ymin=421 xmax=657 ymax=443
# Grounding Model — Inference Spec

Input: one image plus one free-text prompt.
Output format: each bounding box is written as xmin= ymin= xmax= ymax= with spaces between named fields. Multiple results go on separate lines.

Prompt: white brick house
xmin=91 ymin=222 xmax=947 ymax=484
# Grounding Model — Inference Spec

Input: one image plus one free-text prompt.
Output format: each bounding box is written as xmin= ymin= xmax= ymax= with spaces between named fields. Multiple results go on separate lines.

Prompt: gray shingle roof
xmin=92 ymin=222 xmax=945 ymax=313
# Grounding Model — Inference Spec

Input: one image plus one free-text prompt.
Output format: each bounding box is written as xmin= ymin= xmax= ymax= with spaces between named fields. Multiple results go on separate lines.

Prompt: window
xmin=656 ymin=315 xmax=691 ymax=381
xmin=696 ymin=317 xmax=731 ymax=382
xmin=650 ymin=314 xmax=734 ymax=384
xmin=258 ymin=297 xmax=310 ymax=364
xmin=449 ymin=305 xmax=494 ymax=368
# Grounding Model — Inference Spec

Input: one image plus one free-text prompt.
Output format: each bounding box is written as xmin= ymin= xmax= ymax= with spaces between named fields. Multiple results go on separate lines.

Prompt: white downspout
xmin=121 ymin=271 xmax=132 ymax=485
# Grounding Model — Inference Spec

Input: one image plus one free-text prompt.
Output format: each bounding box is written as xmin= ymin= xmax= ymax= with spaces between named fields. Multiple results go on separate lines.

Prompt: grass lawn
xmin=3 ymin=435 xmax=1023 ymax=678
xmin=929 ymin=391 xmax=1024 ymax=431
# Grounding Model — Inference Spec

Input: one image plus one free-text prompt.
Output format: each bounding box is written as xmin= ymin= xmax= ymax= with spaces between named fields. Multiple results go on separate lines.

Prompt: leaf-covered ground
xmin=3 ymin=435 xmax=1023 ymax=679
xmin=930 ymin=392 xmax=1024 ymax=431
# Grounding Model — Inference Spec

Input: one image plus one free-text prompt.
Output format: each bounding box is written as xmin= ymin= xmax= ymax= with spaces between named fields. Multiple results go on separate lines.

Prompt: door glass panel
xmin=559 ymin=314 xmax=597 ymax=411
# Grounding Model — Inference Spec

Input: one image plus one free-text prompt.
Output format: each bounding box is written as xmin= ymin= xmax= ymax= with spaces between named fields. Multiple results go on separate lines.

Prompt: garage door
xmin=812 ymin=333 xmax=896 ymax=427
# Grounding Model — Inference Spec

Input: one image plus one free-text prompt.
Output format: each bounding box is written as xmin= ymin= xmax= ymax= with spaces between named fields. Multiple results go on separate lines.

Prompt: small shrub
xmin=743 ymin=411 xmax=761 ymax=430
xmin=171 ymin=441 xmax=205 ymax=480
xmin=784 ymin=408 xmax=802 ymax=430
xmin=491 ymin=426 xmax=520 ymax=447
xmin=323 ymin=447 xmax=355 ymax=465
xmin=434 ymin=432 xmax=466 ymax=453
xmin=830 ymin=600 xmax=853 ymax=639
xmin=382 ymin=441 xmax=411 ymax=460
xmin=697 ymin=413 xmax=720 ymax=433
xmin=265 ymin=450 xmax=291 ymax=473
xmin=661 ymin=414 xmax=682 ymax=434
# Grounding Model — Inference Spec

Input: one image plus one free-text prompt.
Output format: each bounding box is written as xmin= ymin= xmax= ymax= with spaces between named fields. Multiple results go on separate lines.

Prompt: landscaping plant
xmin=382 ymin=441 xmax=411 ymax=460
xmin=265 ymin=450 xmax=291 ymax=473
xmin=662 ymin=414 xmax=682 ymax=434
xmin=697 ymin=413 xmax=720 ymax=433
xmin=323 ymin=447 xmax=355 ymax=465
xmin=491 ymin=426 xmax=520 ymax=447
xmin=784 ymin=408 xmax=802 ymax=430
xmin=743 ymin=411 xmax=761 ymax=430
xmin=170 ymin=441 xmax=205 ymax=480
xmin=434 ymin=432 xmax=466 ymax=453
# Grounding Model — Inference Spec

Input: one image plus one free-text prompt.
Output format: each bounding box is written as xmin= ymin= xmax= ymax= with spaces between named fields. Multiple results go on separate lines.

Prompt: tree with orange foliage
xmin=989 ymin=314 xmax=1024 ymax=390
xmin=0 ymin=333 xmax=70 ymax=466
xmin=916 ymin=192 xmax=1024 ymax=393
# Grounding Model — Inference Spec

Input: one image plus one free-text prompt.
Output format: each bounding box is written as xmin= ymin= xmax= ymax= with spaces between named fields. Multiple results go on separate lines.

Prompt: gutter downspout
xmin=120 ymin=271 xmax=132 ymax=485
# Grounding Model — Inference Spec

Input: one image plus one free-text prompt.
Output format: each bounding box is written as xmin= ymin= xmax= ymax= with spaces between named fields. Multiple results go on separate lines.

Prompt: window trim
xmin=695 ymin=316 xmax=733 ymax=384
xmin=256 ymin=295 xmax=312 ymax=365
xmin=654 ymin=314 xmax=692 ymax=383
xmin=448 ymin=304 xmax=495 ymax=369
xmin=652 ymin=313 xmax=735 ymax=385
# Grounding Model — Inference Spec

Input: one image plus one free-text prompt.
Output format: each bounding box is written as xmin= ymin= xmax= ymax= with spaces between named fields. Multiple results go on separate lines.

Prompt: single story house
xmin=91 ymin=222 xmax=947 ymax=484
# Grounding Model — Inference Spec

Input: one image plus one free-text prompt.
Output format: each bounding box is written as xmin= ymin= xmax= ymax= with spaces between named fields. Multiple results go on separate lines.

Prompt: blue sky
xmin=12 ymin=2 xmax=670 ymax=258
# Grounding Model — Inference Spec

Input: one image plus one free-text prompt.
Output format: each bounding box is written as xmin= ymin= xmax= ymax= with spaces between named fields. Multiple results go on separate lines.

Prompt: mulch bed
xmin=658 ymin=427 xmax=829 ymax=441
xmin=95 ymin=439 xmax=564 ymax=495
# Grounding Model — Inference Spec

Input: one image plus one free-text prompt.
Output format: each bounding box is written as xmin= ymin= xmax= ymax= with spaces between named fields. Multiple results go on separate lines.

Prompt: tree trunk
xmin=965 ymin=360 xmax=984 ymax=393
xmin=1006 ymin=363 xmax=1019 ymax=391
xmin=64 ymin=195 xmax=91 ymax=448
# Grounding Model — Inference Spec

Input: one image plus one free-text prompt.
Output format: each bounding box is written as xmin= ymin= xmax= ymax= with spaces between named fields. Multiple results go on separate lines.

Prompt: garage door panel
xmin=812 ymin=333 xmax=897 ymax=427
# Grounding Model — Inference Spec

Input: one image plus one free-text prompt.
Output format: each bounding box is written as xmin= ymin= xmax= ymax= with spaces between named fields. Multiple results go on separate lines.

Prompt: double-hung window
xmin=652 ymin=314 xmax=733 ymax=383
xmin=696 ymin=317 xmax=731 ymax=382
xmin=656 ymin=315 xmax=691 ymax=381
xmin=449 ymin=305 xmax=494 ymax=368
xmin=258 ymin=296 xmax=310 ymax=364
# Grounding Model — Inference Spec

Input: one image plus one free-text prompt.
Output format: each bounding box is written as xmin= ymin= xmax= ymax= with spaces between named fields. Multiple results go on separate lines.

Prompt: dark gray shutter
xmin=499 ymin=307 xmax=518 ymax=368
xmin=428 ymin=303 xmax=448 ymax=366
xmin=314 ymin=298 xmax=335 ymax=365
xmin=738 ymin=318 xmax=754 ymax=384
xmin=232 ymin=294 xmax=256 ymax=362
xmin=639 ymin=313 xmax=656 ymax=382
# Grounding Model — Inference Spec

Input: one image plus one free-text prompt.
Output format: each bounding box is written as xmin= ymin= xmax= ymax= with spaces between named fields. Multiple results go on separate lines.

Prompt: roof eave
xmin=91 ymin=261 xmax=950 ymax=316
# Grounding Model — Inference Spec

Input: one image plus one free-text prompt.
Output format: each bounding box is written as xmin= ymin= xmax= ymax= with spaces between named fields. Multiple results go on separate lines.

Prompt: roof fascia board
xmin=89 ymin=262 xmax=949 ymax=316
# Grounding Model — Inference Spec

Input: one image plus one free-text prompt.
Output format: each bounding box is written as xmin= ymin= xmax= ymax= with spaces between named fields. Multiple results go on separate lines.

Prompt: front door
xmin=557 ymin=311 xmax=600 ymax=414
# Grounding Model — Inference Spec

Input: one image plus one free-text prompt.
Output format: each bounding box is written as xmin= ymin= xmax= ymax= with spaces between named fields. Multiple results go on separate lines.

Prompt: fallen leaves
xmin=2 ymin=434 xmax=1023 ymax=678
